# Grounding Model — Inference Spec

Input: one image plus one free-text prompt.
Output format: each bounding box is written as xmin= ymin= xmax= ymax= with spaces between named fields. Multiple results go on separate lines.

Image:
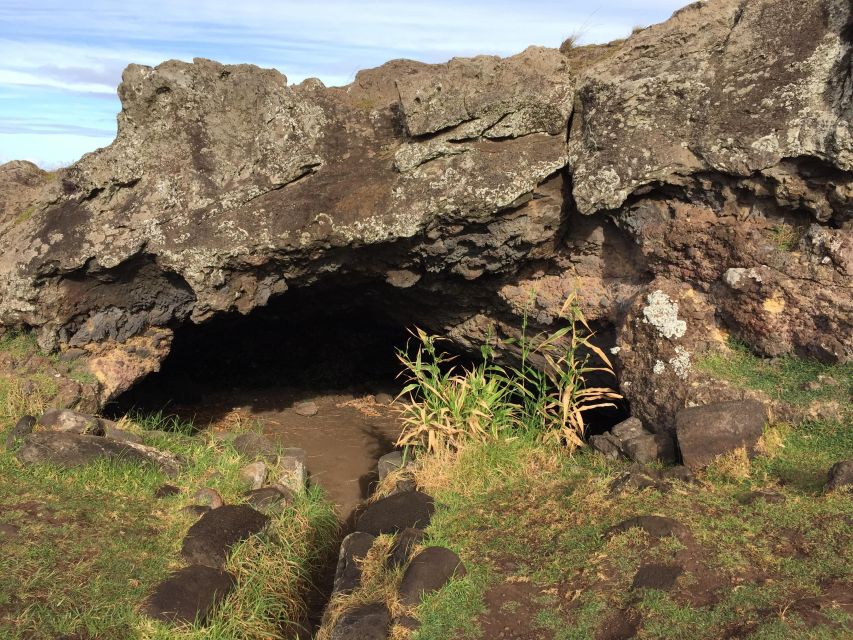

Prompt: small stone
xmin=5 ymin=415 xmax=35 ymax=449
xmin=275 ymin=448 xmax=308 ymax=493
xmin=632 ymin=563 xmax=683 ymax=591
xmin=181 ymin=505 xmax=269 ymax=568
xmin=244 ymin=485 xmax=295 ymax=511
xmin=398 ymin=547 xmax=466 ymax=606
xmin=193 ymin=488 xmax=224 ymax=509
xmin=239 ymin=461 xmax=267 ymax=490
xmin=293 ymin=401 xmax=319 ymax=417
xmin=142 ymin=564 xmax=236 ymax=624
xmin=622 ymin=431 xmax=677 ymax=464
xmin=330 ymin=603 xmax=391 ymax=640
xmin=825 ymin=460 xmax=853 ymax=492
xmin=232 ymin=432 xmax=278 ymax=460
xmin=333 ymin=532 xmax=376 ymax=594
xmin=355 ymin=491 xmax=434 ymax=535
xmin=154 ymin=484 xmax=181 ymax=499
xmin=590 ymin=433 xmax=622 ymax=461
xmin=378 ymin=451 xmax=406 ymax=481
xmin=611 ymin=417 xmax=645 ymax=440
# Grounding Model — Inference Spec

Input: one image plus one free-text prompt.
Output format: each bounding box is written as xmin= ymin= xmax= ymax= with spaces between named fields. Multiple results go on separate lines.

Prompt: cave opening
xmin=109 ymin=276 xmax=628 ymax=517
xmin=108 ymin=278 xmax=459 ymax=518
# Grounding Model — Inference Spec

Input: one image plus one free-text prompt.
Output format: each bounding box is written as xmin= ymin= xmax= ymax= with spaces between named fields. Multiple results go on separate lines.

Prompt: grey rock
xmin=377 ymin=451 xmax=407 ymax=481
xmin=293 ymin=401 xmax=319 ymax=417
xmin=37 ymin=409 xmax=104 ymax=436
xmin=675 ymin=400 xmax=767 ymax=470
xmin=239 ymin=461 xmax=267 ymax=490
xmin=193 ymin=487 xmax=224 ymax=509
xmin=181 ymin=504 xmax=269 ymax=568
xmin=142 ymin=564 xmax=236 ymax=624
xmin=825 ymin=460 xmax=853 ymax=493
xmin=330 ymin=603 xmax=391 ymax=640
xmin=333 ymin=532 xmax=376 ymax=594
xmin=611 ymin=417 xmax=645 ymax=441
xmin=622 ymin=432 xmax=676 ymax=465
xmin=231 ymin=432 xmax=278 ymax=460
xmin=16 ymin=432 xmax=182 ymax=476
xmin=590 ymin=433 xmax=622 ymax=461
xmin=275 ymin=448 xmax=307 ymax=493
xmin=398 ymin=547 xmax=466 ymax=606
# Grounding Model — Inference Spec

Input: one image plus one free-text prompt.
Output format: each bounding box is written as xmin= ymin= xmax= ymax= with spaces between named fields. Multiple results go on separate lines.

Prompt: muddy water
xmin=170 ymin=387 xmax=403 ymax=521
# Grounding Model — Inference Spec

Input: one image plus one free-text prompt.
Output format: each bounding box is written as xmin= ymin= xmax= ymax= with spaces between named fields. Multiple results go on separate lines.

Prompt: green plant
xmin=507 ymin=293 xmax=621 ymax=450
xmin=395 ymin=294 xmax=621 ymax=453
xmin=395 ymin=328 xmax=518 ymax=452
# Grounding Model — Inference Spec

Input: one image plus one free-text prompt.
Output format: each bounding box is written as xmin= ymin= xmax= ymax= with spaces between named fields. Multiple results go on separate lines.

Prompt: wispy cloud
xmin=0 ymin=0 xmax=689 ymax=166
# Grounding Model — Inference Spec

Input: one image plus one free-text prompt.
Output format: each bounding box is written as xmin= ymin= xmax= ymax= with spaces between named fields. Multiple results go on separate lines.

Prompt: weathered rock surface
xmin=825 ymin=460 xmax=853 ymax=492
xmin=16 ymin=431 xmax=182 ymax=475
xmin=142 ymin=564 xmax=236 ymax=624
xmin=181 ymin=504 xmax=268 ymax=567
xmin=330 ymin=603 xmax=391 ymax=640
xmin=398 ymin=546 xmax=466 ymax=606
xmin=591 ymin=416 xmax=676 ymax=464
xmin=0 ymin=0 xmax=850 ymax=429
xmin=333 ymin=531 xmax=375 ymax=594
xmin=675 ymin=400 xmax=767 ymax=470
xmin=355 ymin=490 xmax=434 ymax=535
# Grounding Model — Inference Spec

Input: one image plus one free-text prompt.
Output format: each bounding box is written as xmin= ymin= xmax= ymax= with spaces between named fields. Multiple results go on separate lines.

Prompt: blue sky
xmin=0 ymin=1 xmax=688 ymax=168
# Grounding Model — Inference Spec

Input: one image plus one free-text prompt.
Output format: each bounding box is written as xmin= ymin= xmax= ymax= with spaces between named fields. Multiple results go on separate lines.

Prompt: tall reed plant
xmin=395 ymin=293 xmax=621 ymax=453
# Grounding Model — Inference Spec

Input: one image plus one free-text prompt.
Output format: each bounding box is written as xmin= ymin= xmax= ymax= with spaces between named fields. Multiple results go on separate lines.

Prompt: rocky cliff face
xmin=0 ymin=0 xmax=850 ymax=430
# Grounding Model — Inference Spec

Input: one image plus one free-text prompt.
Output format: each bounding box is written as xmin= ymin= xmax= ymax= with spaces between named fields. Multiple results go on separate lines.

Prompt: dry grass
xmin=0 ymin=373 xmax=53 ymax=426
xmin=315 ymin=535 xmax=407 ymax=640
xmin=709 ymin=447 xmax=752 ymax=481
xmin=756 ymin=423 xmax=790 ymax=458
xmin=336 ymin=395 xmax=385 ymax=417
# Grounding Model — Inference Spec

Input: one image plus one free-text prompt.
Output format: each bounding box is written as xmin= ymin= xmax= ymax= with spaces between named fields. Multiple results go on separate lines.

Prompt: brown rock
xmin=675 ymin=400 xmax=767 ymax=470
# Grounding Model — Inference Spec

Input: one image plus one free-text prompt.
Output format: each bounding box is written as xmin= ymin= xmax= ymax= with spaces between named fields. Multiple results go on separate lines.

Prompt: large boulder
xmin=0 ymin=0 xmax=849 ymax=429
xmin=16 ymin=431 xmax=182 ymax=476
xmin=675 ymin=400 xmax=767 ymax=470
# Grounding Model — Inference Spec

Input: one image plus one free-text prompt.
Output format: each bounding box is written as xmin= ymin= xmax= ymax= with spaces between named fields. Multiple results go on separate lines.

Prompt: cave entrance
xmin=110 ymin=280 xmax=430 ymax=518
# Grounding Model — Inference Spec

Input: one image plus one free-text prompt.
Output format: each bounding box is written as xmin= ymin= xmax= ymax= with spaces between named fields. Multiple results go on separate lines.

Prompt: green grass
xmin=0 ymin=419 xmax=338 ymax=639
xmin=408 ymin=351 xmax=853 ymax=639
xmin=696 ymin=339 xmax=852 ymax=408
